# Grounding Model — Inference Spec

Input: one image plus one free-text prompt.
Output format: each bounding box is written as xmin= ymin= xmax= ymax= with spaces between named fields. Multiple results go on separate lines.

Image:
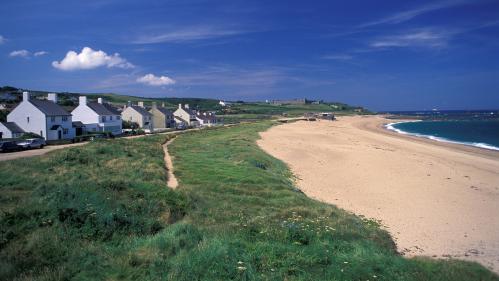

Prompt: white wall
xmin=72 ymin=104 xmax=100 ymax=124
xmin=7 ymin=101 xmax=47 ymax=138
xmin=0 ymin=123 xmax=13 ymax=138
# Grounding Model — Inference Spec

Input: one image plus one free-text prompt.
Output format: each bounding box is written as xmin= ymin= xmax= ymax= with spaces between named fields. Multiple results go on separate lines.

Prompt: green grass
xmin=1 ymin=122 xmax=497 ymax=280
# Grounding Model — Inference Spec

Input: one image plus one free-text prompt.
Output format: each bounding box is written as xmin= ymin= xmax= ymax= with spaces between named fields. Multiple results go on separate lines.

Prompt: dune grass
xmin=0 ymin=122 xmax=497 ymax=280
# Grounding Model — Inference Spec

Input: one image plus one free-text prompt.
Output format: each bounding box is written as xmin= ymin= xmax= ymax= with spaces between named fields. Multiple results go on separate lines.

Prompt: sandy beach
xmin=257 ymin=116 xmax=499 ymax=272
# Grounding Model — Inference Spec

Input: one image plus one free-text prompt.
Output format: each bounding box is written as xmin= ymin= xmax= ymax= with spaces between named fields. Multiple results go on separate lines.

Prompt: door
xmin=58 ymin=130 xmax=62 ymax=140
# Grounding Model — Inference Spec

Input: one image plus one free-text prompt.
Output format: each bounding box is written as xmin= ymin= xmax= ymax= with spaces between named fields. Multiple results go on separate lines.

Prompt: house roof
xmin=154 ymin=106 xmax=173 ymax=116
xmin=30 ymin=99 xmax=71 ymax=116
xmin=0 ymin=122 xmax=25 ymax=133
xmin=50 ymin=125 xmax=62 ymax=130
xmin=88 ymin=102 xmax=121 ymax=116
xmin=72 ymin=121 xmax=85 ymax=128
xmin=196 ymin=112 xmax=217 ymax=121
xmin=129 ymin=105 xmax=152 ymax=117
xmin=177 ymin=106 xmax=196 ymax=115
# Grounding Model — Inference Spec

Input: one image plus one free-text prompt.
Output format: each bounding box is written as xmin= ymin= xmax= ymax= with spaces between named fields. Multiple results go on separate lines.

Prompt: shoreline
xmin=258 ymin=115 xmax=499 ymax=272
xmin=384 ymin=119 xmax=499 ymax=152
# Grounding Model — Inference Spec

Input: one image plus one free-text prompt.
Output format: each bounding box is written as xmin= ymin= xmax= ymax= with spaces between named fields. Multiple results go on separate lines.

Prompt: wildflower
xmin=237 ymin=266 xmax=246 ymax=271
xmin=238 ymin=261 xmax=244 ymax=265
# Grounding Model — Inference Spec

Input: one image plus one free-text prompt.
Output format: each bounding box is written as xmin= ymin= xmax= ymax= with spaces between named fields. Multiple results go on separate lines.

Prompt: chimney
xmin=185 ymin=104 xmax=189 ymax=109
xmin=204 ymin=112 xmax=207 ymax=116
xmin=127 ymin=101 xmax=132 ymax=107
xmin=178 ymin=103 xmax=182 ymax=109
xmin=138 ymin=101 xmax=144 ymax=108
xmin=162 ymin=102 xmax=165 ymax=107
xmin=22 ymin=91 xmax=30 ymax=101
xmin=152 ymin=102 xmax=157 ymax=109
xmin=48 ymin=93 xmax=58 ymax=103
xmin=79 ymin=96 xmax=87 ymax=105
xmin=97 ymin=97 xmax=103 ymax=104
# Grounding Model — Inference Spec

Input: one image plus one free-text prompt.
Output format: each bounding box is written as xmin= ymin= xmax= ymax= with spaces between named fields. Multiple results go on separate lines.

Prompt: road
xmin=0 ymin=142 xmax=89 ymax=162
xmin=0 ymin=125 xmax=224 ymax=162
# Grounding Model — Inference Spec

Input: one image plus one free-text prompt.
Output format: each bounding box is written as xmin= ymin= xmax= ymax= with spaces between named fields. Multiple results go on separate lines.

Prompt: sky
xmin=0 ymin=0 xmax=498 ymax=111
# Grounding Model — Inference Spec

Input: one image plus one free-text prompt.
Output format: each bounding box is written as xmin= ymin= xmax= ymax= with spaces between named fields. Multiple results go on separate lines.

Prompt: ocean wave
xmin=384 ymin=121 xmax=499 ymax=151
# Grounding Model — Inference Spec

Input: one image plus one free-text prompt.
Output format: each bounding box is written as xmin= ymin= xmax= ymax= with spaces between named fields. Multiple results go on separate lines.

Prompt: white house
xmin=0 ymin=122 xmax=25 ymax=139
xmin=6 ymin=92 xmax=75 ymax=140
xmin=121 ymin=102 xmax=153 ymax=131
xmin=173 ymin=104 xmax=199 ymax=127
xmin=195 ymin=111 xmax=218 ymax=126
xmin=71 ymin=96 xmax=122 ymax=135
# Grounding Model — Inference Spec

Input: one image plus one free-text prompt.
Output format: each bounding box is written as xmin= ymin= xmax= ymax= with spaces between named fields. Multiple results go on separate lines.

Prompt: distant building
xmin=149 ymin=102 xmax=175 ymax=129
xmin=270 ymin=98 xmax=306 ymax=105
xmin=71 ymin=96 xmax=122 ymax=135
xmin=121 ymin=101 xmax=153 ymax=131
xmin=173 ymin=104 xmax=199 ymax=127
xmin=195 ymin=111 xmax=218 ymax=126
xmin=0 ymin=122 xmax=25 ymax=139
xmin=270 ymin=98 xmax=322 ymax=105
xmin=5 ymin=92 xmax=75 ymax=140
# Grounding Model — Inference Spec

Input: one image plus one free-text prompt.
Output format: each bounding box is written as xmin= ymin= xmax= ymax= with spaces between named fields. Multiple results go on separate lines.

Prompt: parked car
xmin=17 ymin=138 xmax=46 ymax=149
xmin=176 ymin=123 xmax=187 ymax=130
xmin=0 ymin=141 xmax=22 ymax=153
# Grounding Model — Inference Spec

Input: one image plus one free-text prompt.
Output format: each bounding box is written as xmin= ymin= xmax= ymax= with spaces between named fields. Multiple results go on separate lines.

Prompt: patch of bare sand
xmin=257 ymin=116 xmax=499 ymax=273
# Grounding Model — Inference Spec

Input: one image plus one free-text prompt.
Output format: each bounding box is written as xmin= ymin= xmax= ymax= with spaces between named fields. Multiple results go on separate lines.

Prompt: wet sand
xmin=257 ymin=116 xmax=499 ymax=272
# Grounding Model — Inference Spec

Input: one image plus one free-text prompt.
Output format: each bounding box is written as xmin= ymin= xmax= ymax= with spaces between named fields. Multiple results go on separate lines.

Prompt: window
xmin=102 ymin=116 xmax=106 ymax=122
xmin=117 ymin=116 xmax=121 ymax=120
xmin=63 ymin=128 xmax=68 ymax=135
xmin=27 ymin=117 xmax=30 ymax=123
xmin=110 ymin=116 xmax=113 ymax=121
xmin=62 ymin=116 xmax=68 ymax=122
xmin=51 ymin=116 xmax=55 ymax=122
xmin=40 ymin=130 xmax=43 ymax=137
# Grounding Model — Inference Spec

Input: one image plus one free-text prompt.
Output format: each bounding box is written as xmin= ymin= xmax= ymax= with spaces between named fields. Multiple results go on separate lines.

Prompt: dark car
xmin=0 ymin=141 xmax=22 ymax=153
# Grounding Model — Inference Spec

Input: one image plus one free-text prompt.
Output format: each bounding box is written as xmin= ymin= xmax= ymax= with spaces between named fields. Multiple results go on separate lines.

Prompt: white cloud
xmin=360 ymin=0 xmax=471 ymax=27
xmin=34 ymin=51 xmax=48 ymax=56
xmin=370 ymin=30 xmax=450 ymax=49
xmin=52 ymin=47 xmax=134 ymax=71
xmin=131 ymin=25 xmax=246 ymax=44
xmin=9 ymin=50 xmax=30 ymax=58
xmin=0 ymin=35 xmax=5 ymax=44
xmin=322 ymin=54 xmax=353 ymax=60
xmin=137 ymin=73 xmax=176 ymax=86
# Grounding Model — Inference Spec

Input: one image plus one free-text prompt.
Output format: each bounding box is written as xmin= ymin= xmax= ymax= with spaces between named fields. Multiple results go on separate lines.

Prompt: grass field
xmin=1 ymin=122 xmax=497 ymax=280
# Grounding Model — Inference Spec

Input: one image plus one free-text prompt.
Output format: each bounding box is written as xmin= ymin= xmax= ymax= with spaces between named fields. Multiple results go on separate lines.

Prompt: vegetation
xmin=1 ymin=119 xmax=496 ymax=280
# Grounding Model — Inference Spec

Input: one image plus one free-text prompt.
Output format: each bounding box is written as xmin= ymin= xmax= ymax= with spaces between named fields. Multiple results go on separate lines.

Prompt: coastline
xmin=258 ymin=115 xmax=499 ymax=272
xmin=384 ymin=119 xmax=499 ymax=152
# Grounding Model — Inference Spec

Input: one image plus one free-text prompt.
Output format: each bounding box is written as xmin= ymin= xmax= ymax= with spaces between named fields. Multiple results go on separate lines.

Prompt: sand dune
xmin=257 ymin=116 xmax=499 ymax=272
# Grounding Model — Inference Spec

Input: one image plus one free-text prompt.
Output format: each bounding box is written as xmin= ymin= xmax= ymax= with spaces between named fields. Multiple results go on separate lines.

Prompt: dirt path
xmin=163 ymin=137 xmax=178 ymax=189
xmin=0 ymin=142 xmax=88 ymax=162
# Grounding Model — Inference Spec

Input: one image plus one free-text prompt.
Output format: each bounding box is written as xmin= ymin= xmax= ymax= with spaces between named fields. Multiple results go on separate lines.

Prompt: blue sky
xmin=1 ymin=0 xmax=498 ymax=110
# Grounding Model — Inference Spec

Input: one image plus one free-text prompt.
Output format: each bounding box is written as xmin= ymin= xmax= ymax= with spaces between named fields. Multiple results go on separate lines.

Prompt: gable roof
xmin=1 ymin=122 xmax=25 ymax=133
xmin=153 ymin=106 xmax=173 ymax=116
xmin=30 ymin=99 xmax=71 ymax=116
xmin=176 ymin=106 xmax=196 ymax=115
xmin=88 ymin=102 xmax=120 ymax=116
xmin=196 ymin=112 xmax=217 ymax=122
xmin=129 ymin=105 xmax=152 ymax=117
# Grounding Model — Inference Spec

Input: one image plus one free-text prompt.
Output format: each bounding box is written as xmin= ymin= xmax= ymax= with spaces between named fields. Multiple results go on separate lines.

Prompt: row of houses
xmin=0 ymin=92 xmax=218 ymax=140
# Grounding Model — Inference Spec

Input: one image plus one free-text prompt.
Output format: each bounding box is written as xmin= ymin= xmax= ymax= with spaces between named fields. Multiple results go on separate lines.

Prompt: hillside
xmin=0 ymin=86 xmax=367 ymax=123
xmin=0 ymin=122 xmax=496 ymax=280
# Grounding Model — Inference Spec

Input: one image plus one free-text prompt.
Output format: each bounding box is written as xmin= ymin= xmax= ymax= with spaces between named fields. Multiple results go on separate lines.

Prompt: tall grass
xmin=0 ymin=122 xmax=497 ymax=280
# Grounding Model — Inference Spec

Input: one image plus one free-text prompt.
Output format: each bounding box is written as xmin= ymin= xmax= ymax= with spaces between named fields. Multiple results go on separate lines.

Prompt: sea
xmin=383 ymin=110 xmax=499 ymax=151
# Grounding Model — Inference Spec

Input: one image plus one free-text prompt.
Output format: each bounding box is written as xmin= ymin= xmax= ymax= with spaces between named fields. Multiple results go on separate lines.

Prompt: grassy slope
xmin=0 ymin=122 xmax=496 ymax=280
